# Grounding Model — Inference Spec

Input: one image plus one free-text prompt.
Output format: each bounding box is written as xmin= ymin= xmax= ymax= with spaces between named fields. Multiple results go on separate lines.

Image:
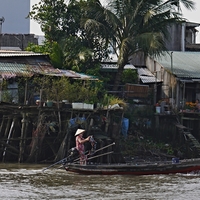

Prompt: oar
xmin=42 ymin=156 xmax=70 ymax=172
xmin=73 ymin=142 xmax=115 ymax=163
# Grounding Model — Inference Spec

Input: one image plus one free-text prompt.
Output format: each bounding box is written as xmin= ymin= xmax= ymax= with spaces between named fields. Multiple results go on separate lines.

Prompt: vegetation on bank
xmin=28 ymin=0 xmax=194 ymax=89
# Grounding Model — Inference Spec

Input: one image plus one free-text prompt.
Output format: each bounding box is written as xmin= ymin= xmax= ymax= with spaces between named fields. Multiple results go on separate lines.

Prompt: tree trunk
xmin=112 ymin=56 xmax=128 ymax=91
xmin=113 ymin=66 xmax=124 ymax=91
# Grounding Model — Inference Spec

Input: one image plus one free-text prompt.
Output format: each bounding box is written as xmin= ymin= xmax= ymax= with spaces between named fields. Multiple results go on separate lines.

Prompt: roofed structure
xmin=155 ymin=51 xmax=200 ymax=80
xmin=0 ymin=50 xmax=97 ymax=80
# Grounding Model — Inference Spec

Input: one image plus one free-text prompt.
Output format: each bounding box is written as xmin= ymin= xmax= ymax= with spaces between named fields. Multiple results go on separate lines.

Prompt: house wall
xmin=165 ymin=24 xmax=183 ymax=51
xmin=146 ymin=56 xmax=200 ymax=110
xmin=130 ymin=52 xmax=146 ymax=66
xmin=146 ymin=57 xmax=177 ymax=105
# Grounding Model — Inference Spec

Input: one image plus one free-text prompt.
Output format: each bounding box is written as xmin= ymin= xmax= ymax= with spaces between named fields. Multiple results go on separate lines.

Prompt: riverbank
xmin=1 ymin=102 xmax=200 ymax=164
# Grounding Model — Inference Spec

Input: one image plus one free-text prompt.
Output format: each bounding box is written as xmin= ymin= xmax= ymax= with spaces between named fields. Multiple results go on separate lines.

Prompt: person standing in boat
xmin=75 ymin=129 xmax=91 ymax=165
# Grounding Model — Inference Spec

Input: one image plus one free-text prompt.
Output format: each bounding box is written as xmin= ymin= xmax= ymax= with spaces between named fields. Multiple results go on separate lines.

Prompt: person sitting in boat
xmin=75 ymin=129 xmax=91 ymax=165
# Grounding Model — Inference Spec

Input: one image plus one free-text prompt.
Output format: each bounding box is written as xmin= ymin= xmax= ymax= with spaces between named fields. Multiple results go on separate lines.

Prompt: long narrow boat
xmin=64 ymin=158 xmax=200 ymax=175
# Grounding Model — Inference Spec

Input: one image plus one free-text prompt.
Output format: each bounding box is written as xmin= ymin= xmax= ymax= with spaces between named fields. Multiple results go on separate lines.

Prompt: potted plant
xmin=71 ymin=81 xmax=99 ymax=110
xmin=101 ymin=94 xmax=127 ymax=110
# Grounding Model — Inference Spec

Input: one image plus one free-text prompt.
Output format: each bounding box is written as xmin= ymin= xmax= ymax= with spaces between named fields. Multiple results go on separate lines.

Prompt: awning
xmin=137 ymin=68 xmax=161 ymax=84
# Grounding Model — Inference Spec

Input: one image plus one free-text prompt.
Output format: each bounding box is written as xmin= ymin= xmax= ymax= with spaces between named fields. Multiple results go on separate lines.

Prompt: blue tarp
xmin=122 ymin=118 xmax=129 ymax=138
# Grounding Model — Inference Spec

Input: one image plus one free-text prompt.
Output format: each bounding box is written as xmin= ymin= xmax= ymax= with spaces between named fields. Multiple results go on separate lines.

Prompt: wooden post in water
xmin=2 ymin=117 xmax=15 ymax=162
xmin=105 ymin=110 xmax=110 ymax=133
xmin=18 ymin=113 xmax=26 ymax=163
xmin=55 ymin=127 xmax=70 ymax=161
xmin=4 ymin=115 xmax=12 ymax=138
xmin=0 ymin=115 xmax=6 ymax=138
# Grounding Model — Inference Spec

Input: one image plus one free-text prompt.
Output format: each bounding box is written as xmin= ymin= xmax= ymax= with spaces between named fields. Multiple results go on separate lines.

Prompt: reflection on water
xmin=0 ymin=163 xmax=200 ymax=199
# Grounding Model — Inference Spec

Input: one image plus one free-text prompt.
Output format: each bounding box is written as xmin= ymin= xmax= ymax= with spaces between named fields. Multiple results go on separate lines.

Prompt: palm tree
xmin=83 ymin=0 xmax=194 ymax=90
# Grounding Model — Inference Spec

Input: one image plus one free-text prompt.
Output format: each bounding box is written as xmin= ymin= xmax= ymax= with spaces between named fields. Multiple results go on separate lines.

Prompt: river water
xmin=0 ymin=163 xmax=200 ymax=200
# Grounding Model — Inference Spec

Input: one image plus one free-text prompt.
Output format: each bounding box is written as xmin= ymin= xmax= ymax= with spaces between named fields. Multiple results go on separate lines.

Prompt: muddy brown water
xmin=0 ymin=163 xmax=200 ymax=199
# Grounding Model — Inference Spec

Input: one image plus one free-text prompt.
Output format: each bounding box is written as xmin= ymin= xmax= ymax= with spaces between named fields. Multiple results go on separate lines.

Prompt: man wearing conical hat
xmin=75 ymin=129 xmax=91 ymax=165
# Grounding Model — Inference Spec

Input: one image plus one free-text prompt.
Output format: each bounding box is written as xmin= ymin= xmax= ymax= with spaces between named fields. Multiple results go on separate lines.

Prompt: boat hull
xmin=64 ymin=158 xmax=200 ymax=175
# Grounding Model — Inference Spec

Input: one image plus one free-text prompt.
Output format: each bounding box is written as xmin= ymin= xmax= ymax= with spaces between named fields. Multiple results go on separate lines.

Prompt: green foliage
xmin=26 ymin=41 xmax=64 ymax=69
xmin=83 ymin=0 xmax=194 ymax=88
xmin=62 ymin=36 xmax=93 ymax=71
xmin=26 ymin=42 xmax=48 ymax=54
xmin=0 ymin=80 xmax=15 ymax=103
xmin=28 ymin=0 xmax=195 ymax=89
xmin=122 ymin=69 xmax=138 ymax=84
xmin=32 ymin=76 xmax=72 ymax=102
xmin=69 ymin=81 xmax=100 ymax=103
xmin=28 ymin=0 xmax=109 ymax=73
xmin=0 ymin=79 xmax=8 ymax=90
xmin=50 ymin=42 xmax=64 ymax=68
xmin=28 ymin=0 xmax=69 ymax=42
xmin=31 ymin=76 xmax=103 ymax=103
xmin=1 ymin=91 xmax=13 ymax=103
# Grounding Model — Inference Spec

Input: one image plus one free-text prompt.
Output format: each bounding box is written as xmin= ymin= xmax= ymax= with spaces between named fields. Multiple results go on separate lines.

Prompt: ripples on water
xmin=0 ymin=163 xmax=200 ymax=200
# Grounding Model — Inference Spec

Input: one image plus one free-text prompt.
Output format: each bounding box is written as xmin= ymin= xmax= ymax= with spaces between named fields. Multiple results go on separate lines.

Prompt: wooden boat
xmin=64 ymin=158 xmax=200 ymax=175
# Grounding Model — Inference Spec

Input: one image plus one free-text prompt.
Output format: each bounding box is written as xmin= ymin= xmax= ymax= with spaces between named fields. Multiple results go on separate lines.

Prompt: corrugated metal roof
xmin=137 ymin=67 xmax=160 ymax=83
xmin=0 ymin=63 xmax=33 ymax=79
xmin=0 ymin=50 xmax=44 ymax=57
xmin=101 ymin=63 xmax=136 ymax=72
xmin=0 ymin=62 xmax=61 ymax=79
xmin=59 ymin=69 xmax=81 ymax=78
xmin=0 ymin=63 xmax=97 ymax=80
xmin=74 ymin=72 xmax=98 ymax=80
xmin=0 ymin=51 xmax=98 ymax=80
xmin=138 ymin=67 xmax=154 ymax=76
xmin=140 ymin=75 xmax=160 ymax=84
xmin=155 ymin=51 xmax=200 ymax=79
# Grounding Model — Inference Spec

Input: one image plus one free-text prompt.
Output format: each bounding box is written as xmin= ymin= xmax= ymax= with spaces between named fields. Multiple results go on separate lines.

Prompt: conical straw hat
xmin=75 ymin=129 xmax=85 ymax=136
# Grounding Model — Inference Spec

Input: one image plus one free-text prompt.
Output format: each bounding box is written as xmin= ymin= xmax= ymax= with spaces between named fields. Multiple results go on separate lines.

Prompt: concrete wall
xmin=0 ymin=34 xmax=38 ymax=50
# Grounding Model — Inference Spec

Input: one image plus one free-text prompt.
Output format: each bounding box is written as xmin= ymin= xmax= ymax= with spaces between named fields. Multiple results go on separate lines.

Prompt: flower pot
xmin=46 ymin=100 xmax=53 ymax=107
xmin=83 ymin=103 xmax=94 ymax=110
xmin=72 ymin=102 xmax=84 ymax=109
xmin=156 ymin=106 xmax=161 ymax=113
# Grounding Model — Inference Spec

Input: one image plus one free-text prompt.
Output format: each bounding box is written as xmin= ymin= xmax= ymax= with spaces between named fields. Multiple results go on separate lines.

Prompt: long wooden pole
xmin=79 ymin=151 xmax=114 ymax=163
xmin=87 ymin=151 xmax=114 ymax=161
xmin=93 ymin=142 xmax=115 ymax=154
xmin=73 ymin=142 xmax=115 ymax=163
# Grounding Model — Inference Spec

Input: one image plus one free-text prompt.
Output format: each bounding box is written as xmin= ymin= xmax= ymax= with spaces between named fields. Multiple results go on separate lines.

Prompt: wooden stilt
xmin=4 ymin=115 xmax=12 ymax=138
xmin=27 ymin=113 xmax=47 ymax=163
xmin=2 ymin=118 xmax=15 ymax=162
xmin=0 ymin=115 xmax=6 ymax=138
xmin=105 ymin=110 xmax=110 ymax=133
xmin=18 ymin=113 xmax=27 ymax=163
xmin=55 ymin=128 xmax=70 ymax=161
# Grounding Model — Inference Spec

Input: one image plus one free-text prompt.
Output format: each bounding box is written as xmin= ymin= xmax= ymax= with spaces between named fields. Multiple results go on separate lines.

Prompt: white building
xmin=0 ymin=0 xmax=31 ymax=34
xmin=0 ymin=0 xmax=44 ymax=46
